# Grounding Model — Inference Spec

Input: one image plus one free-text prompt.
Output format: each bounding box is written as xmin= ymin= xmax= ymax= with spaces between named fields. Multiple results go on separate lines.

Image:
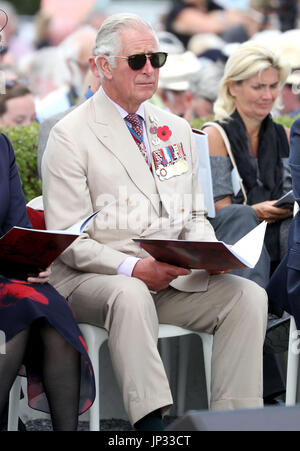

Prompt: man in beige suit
xmin=42 ymin=13 xmax=268 ymax=430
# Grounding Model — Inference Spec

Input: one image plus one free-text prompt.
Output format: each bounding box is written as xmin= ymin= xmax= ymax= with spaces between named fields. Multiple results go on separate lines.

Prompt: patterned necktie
xmin=125 ymin=113 xmax=148 ymax=162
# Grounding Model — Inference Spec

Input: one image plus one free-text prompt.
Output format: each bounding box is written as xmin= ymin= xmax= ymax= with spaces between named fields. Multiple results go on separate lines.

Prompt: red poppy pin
xmin=157 ymin=125 xmax=172 ymax=141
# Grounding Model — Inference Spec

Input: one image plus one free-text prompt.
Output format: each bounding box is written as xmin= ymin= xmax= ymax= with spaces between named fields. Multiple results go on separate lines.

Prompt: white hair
xmin=157 ymin=31 xmax=185 ymax=54
xmin=188 ymin=62 xmax=225 ymax=102
xmin=93 ymin=13 xmax=159 ymax=69
xmin=22 ymin=47 xmax=70 ymax=95
xmin=59 ymin=25 xmax=97 ymax=60
xmin=214 ymin=40 xmax=291 ymax=122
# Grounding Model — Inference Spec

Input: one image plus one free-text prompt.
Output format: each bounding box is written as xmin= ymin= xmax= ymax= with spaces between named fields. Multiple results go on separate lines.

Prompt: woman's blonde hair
xmin=213 ymin=40 xmax=291 ymax=122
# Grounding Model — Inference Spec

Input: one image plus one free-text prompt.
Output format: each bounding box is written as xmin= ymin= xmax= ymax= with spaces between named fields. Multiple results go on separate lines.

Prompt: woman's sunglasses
xmin=112 ymin=52 xmax=168 ymax=71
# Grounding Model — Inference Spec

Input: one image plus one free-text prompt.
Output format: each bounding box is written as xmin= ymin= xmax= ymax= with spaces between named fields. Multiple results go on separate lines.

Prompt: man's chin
xmin=137 ymin=85 xmax=156 ymax=98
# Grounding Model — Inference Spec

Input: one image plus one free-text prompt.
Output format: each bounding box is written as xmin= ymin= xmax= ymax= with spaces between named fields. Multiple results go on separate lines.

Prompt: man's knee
xmin=69 ymin=275 xmax=155 ymax=326
xmin=111 ymin=277 xmax=155 ymax=316
xmin=236 ymin=278 xmax=268 ymax=319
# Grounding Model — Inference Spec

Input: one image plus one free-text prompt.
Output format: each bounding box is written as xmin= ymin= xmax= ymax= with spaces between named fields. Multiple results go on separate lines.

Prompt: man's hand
xmin=252 ymin=201 xmax=293 ymax=223
xmin=132 ymin=257 xmax=191 ymax=291
xmin=27 ymin=266 xmax=51 ymax=284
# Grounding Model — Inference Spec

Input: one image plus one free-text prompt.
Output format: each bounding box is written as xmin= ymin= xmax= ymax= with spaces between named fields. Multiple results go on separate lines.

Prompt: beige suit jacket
xmin=42 ymin=89 xmax=217 ymax=297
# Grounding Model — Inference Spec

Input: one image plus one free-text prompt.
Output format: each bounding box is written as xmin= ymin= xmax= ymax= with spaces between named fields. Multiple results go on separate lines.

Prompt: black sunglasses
xmin=113 ymin=52 xmax=168 ymax=71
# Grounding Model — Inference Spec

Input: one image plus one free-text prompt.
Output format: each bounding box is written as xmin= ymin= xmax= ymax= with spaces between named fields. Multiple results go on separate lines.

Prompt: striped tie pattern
xmin=126 ymin=113 xmax=148 ymax=162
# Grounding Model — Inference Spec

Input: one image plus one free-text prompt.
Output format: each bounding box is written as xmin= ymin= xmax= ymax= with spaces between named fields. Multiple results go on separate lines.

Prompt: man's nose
xmin=142 ymin=56 xmax=155 ymax=74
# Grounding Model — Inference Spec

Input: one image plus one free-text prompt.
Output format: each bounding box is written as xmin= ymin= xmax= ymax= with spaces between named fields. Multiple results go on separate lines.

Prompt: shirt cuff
xmin=118 ymin=256 xmax=141 ymax=277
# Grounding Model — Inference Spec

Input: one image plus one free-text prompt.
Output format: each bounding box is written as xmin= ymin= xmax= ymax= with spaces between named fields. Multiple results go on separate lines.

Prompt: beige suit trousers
xmin=67 ymin=272 xmax=268 ymax=425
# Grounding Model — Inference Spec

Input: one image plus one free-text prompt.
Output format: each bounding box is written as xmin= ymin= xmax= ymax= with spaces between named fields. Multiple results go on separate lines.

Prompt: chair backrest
xmin=26 ymin=195 xmax=44 ymax=210
xmin=192 ymin=129 xmax=215 ymax=218
xmin=26 ymin=196 xmax=46 ymax=230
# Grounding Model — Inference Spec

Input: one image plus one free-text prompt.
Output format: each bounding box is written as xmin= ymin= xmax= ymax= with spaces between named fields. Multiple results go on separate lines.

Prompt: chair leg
xmin=159 ymin=338 xmax=171 ymax=380
xmin=160 ymin=332 xmax=213 ymax=415
xmin=176 ymin=336 xmax=190 ymax=416
xmin=8 ymin=377 xmax=22 ymax=431
xmin=286 ymin=317 xmax=299 ymax=406
xmin=178 ymin=333 xmax=213 ymax=411
xmin=88 ymin=343 xmax=101 ymax=431
xmin=199 ymin=333 xmax=213 ymax=408
xmin=78 ymin=324 xmax=108 ymax=431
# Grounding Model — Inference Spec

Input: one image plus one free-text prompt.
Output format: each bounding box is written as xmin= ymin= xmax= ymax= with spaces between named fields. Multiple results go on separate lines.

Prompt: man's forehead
xmin=119 ymin=26 xmax=157 ymax=52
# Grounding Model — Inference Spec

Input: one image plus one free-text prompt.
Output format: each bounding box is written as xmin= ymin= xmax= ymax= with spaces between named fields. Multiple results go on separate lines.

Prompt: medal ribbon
xmin=125 ymin=114 xmax=148 ymax=162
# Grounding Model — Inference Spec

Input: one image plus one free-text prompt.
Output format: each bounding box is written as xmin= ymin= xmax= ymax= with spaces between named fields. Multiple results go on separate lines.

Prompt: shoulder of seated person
xmin=203 ymin=125 xmax=228 ymax=156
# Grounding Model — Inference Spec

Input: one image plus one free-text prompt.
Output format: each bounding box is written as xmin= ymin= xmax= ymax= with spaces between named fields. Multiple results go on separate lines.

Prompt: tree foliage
xmin=7 ymin=0 xmax=41 ymax=16
xmin=0 ymin=122 xmax=42 ymax=202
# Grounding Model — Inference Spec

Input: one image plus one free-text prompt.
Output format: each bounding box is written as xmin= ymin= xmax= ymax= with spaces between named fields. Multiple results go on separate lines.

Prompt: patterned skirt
xmin=0 ymin=275 xmax=95 ymax=414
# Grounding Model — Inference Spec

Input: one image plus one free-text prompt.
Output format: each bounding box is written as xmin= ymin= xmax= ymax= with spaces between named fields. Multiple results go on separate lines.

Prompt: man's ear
xmin=89 ymin=55 xmax=112 ymax=80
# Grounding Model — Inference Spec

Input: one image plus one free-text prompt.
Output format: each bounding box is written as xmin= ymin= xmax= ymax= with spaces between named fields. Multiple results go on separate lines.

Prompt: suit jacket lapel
xmin=88 ymin=90 xmax=160 ymax=214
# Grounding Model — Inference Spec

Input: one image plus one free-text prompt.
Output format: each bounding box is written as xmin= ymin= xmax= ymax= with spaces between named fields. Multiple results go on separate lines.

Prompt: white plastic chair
xmin=285 ymin=316 xmax=299 ymax=405
xmin=7 ymin=377 xmax=22 ymax=431
xmin=78 ymin=323 xmax=213 ymax=431
xmin=26 ymin=195 xmax=44 ymax=210
xmin=7 ymin=324 xmax=213 ymax=431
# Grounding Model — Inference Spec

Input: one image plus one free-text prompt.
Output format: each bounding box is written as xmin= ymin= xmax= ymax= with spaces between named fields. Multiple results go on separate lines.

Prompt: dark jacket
xmin=267 ymin=117 xmax=300 ymax=328
xmin=0 ymin=133 xmax=31 ymax=237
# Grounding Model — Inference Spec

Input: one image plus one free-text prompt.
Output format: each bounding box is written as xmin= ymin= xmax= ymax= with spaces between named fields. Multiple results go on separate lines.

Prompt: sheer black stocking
xmin=38 ymin=322 xmax=81 ymax=431
xmin=0 ymin=328 xmax=30 ymax=417
xmin=0 ymin=321 xmax=81 ymax=431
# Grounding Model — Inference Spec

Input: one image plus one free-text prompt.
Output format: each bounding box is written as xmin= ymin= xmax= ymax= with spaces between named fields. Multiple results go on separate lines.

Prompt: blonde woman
xmin=203 ymin=40 xmax=292 ymax=286
xmin=203 ymin=40 xmax=292 ymax=404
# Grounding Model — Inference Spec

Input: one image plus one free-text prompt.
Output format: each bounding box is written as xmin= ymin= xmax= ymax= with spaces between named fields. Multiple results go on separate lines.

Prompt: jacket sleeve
xmin=289 ymin=118 xmax=300 ymax=206
xmin=0 ymin=134 xmax=31 ymax=235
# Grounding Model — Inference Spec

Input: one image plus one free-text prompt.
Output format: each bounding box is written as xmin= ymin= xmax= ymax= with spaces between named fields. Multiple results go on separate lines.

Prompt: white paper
xmin=230 ymin=221 xmax=267 ymax=268
xmin=192 ymin=129 xmax=216 ymax=218
xmin=66 ymin=209 xmax=103 ymax=235
xmin=13 ymin=208 xmax=104 ymax=236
